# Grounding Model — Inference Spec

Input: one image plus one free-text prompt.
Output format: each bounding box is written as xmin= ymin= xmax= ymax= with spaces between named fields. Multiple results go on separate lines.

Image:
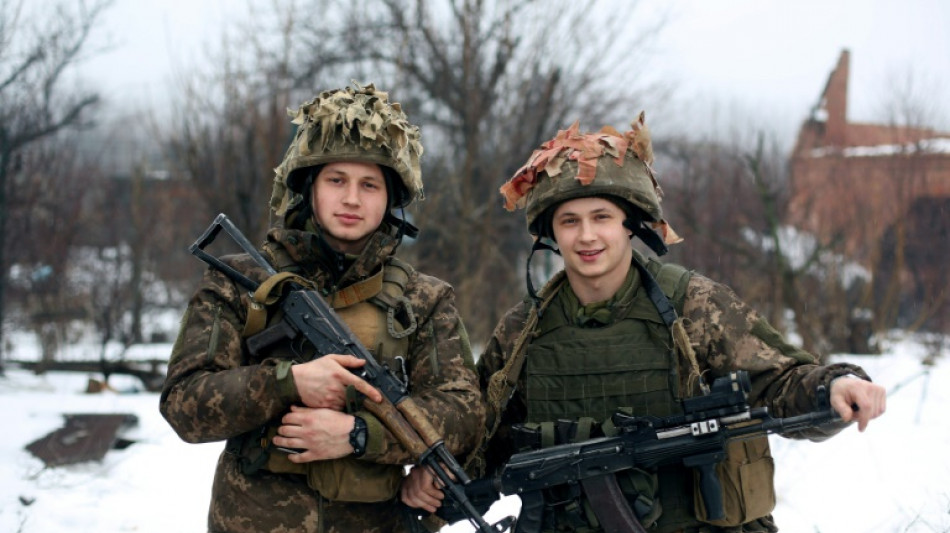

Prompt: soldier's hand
xmin=830 ymin=376 xmax=886 ymax=432
xmin=401 ymin=465 xmax=446 ymax=513
xmin=274 ymin=406 xmax=356 ymax=462
xmin=292 ymin=354 xmax=383 ymax=409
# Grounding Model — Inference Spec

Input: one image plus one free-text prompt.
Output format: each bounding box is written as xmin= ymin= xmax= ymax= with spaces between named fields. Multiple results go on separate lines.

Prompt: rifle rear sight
xmin=612 ymin=370 xmax=753 ymax=434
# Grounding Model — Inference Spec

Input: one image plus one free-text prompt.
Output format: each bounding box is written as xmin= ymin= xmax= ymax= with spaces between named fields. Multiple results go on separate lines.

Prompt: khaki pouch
xmin=254 ymin=427 xmax=402 ymax=503
xmin=694 ymin=435 xmax=776 ymax=526
xmin=307 ymin=456 xmax=404 ymax=503
xmin=259 ymin=425 xmax=308 ymax=475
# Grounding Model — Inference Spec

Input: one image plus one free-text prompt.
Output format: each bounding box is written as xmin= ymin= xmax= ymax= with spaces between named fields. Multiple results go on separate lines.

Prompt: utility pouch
xmin=233 ymin=425 xmax=402 ymax=503
xmin=228 ymin=424 xmax=307 ymax=477
xmin=694 ymin=435 xmax=776 ymax=526
xmin=306 ymin=456 xmax=404 ymax=502
xmin=259 ymin=425 xmax=308 ymax=476
xmin=227 ymin=428 xmax=271 ymax=476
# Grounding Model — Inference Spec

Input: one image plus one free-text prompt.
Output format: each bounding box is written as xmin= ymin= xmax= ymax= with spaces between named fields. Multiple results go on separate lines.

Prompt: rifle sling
xmin=633 ymin=254 xmax=707 ymax=395
xmin=631 ymin=256 xmax=676 ymax=329
xmin=243 ymin=268 xmax=386 ymax=339
xmin=244 ymin=271 xmax=312 ymax=337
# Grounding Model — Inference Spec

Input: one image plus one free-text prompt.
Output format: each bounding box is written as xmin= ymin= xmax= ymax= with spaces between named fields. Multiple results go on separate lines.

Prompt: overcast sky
xmin=80 ymin=0 xmax=950 ymax=147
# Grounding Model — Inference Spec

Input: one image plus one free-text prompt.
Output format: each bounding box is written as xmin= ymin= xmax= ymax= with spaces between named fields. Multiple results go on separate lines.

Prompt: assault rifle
xmin=438 ymin=370 xmax=845 ymax=533
xmin=190 ymin=213 xmax=511 ymax=533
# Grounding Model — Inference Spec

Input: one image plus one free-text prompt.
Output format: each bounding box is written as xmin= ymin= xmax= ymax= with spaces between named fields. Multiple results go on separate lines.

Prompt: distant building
xmin=788 ymin=49 xmax=950 ymax=260
xmin=788 ymin=50 xmax=950 ymax=329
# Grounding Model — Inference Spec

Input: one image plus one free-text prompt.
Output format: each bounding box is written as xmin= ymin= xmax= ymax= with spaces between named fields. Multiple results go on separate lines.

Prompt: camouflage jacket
xmin=477 ymin=267 xmax=869 ymax=476
xmin=160 ymin=226 xmax=484 ymax=533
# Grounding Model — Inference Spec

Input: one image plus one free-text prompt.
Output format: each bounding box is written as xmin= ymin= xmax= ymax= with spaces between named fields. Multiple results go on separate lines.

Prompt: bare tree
xmin=0 ymin=0 xmax=112 ymax=366
xmin=166 ymin=0 xmax=346 ymax=245
xmin=660 ymin=128 xmax=862 ymax=356
xmin=316 ymin=0 xmax=670 ymax=341
xmin=743 ymin=135 xmax=860 ymax=356
xmin=5 ymin=135 xmax=97 ymax=367
xmin=166 ymin=66 xmax=283 ymax=244
xmin=869 ymin=72 xmax=950 ymax=335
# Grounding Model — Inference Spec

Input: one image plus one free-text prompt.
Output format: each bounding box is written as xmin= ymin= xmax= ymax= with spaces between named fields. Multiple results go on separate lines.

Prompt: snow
xmin=2 ymin=331 xmax=948 ymax=533
xmin=740 ymin=225 xmax=871 ymax=288
xmin=808 ymin=137 xmax=950 ymax=158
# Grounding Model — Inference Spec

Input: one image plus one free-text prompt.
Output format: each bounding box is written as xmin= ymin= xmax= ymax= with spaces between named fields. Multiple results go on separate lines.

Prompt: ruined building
xmin=788 ymin=49 xmax=950 ymax=329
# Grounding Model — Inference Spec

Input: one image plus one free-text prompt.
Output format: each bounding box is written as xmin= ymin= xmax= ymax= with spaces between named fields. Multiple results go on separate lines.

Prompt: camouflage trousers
xmin=208 ymin=451 xmax=413 ymax=533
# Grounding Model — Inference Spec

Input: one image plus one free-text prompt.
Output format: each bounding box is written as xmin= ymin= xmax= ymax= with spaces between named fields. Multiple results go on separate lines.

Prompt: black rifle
xmin=438 ymin=370 xmax=844 ymax=533
xmin=190 ymin=213 xmax=511 ymax=533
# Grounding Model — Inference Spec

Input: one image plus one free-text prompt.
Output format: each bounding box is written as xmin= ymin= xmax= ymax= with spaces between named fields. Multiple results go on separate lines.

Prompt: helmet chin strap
xmin=385 ymin=208 xmax=419 ymax=241
xmin=624 ymin=218 xmax=668 ymax=256
xmin=380 ymin=169 xmax=419 ymax=242
xmin=525 ymin=238 xmax=560 ymax=313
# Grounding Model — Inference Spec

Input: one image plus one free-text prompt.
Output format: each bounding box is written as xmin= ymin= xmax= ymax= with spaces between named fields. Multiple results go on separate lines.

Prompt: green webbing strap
xmin=329 ymin=268 xmax=384 ymax=308
xmin=540 ymin=422 xmax=556 ymax=449
xmin=243 ymin=271 xmax=312 ymax=338
xmin=371 ymin=259 xmax=418 ymax=339
xmin=575 ymin=417 xmax=594 ymax=441
xmin=482 ymin=272 xmax=566 ymax=445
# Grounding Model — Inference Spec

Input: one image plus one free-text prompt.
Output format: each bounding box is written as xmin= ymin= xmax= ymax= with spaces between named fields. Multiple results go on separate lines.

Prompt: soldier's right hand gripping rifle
xmin=190 ymin=213 xmax=513 ymax=533
xmin=437 ymin=371 xmax=847 ymax=533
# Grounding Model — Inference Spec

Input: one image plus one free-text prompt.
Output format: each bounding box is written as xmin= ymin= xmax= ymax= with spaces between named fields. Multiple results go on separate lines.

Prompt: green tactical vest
xmin=525 ymin=292 xmax=680 ymax=423
xmin=524 ymin=256 xmax=703 ymax=532
xmin=525 ymin=256 xmax=689 ymax=423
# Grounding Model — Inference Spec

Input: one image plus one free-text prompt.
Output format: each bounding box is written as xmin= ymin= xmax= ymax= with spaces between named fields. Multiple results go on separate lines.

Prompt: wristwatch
xmin=349 ymin=416 xmax=367 ymax=457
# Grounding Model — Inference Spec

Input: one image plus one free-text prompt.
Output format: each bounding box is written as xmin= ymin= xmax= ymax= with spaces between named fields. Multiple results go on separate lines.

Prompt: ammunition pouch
xmin=226 ymin=425 xmax=308 ymax=477
xmin=693 ymin=435 xmax=776 ymax=527
xmin=229 ymin=425 xmax=404 ymax=502
xmin=306 ymin=456 xmax=404 ymax=503
xmin=226 ymin=427 xmax=273 ymax=476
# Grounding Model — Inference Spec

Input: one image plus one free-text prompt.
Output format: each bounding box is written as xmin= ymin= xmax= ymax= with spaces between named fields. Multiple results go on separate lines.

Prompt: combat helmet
xmin=270 ymin=83 xmax=424 ymax=229
xmin=500 ymin=112 xmax=681 ymax=254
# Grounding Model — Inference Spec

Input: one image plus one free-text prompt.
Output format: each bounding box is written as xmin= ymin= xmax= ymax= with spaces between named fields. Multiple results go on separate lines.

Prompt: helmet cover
xmin=270 ymin=83 xmax=424 ymax=221
xmin=500 ymin=112 xmax=681 ymax=246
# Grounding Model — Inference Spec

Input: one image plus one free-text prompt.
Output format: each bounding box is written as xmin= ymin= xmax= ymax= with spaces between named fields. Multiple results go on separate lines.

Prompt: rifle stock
xmin=191 ymin=213 xmax=509 ymax=533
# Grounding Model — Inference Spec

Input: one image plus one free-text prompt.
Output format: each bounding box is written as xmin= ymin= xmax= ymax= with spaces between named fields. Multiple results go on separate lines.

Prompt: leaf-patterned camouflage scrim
xmin=271 ymin=84 xmax=425 ymax=222
xmin=160 ymin=226 xmax=484 ymax=533
xmin=499 ymin=115 xmax=682 ymax=246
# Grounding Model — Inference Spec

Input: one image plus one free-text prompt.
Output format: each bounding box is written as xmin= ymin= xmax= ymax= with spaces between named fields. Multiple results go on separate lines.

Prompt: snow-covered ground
xmin=1 ymin=331 xmax=947 ymax=533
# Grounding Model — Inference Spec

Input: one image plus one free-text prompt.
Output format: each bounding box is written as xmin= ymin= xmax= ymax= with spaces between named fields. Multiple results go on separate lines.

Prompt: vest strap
xmin=373 ymin=258 xmax=417 ymax=339
xmin=537 ymin=422 xmax=553 ymax=449
xmin=329 ymin=269 xmax=385 ymax=308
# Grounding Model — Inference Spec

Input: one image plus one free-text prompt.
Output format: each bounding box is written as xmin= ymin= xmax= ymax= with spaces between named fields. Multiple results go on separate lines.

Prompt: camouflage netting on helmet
xmin=500 ymin=112 xmax=681 ymax=246
xmin=270 ymin=83 xmax=424 ymax=221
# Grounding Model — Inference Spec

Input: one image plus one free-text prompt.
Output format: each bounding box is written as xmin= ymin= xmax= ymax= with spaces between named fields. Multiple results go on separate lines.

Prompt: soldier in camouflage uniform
xmin=402 ymin=115 xmax=885 ymax=532
xmin=160 ymin=84 xmax=484 ymax=533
